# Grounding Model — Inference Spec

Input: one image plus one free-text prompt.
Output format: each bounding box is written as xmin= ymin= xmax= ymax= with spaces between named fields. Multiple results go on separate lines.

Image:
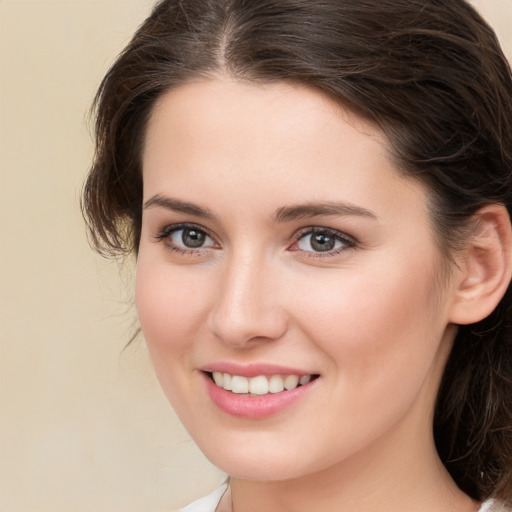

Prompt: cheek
xmin=134 ymin=257 xmax=220 ymax=417
xmin=135 ymin=259 xmax=210 ymax=356
xmin=292 ymin=256 xmax=445 ymax=390
xmin=282 ymin=260 xmax=450 ymax=460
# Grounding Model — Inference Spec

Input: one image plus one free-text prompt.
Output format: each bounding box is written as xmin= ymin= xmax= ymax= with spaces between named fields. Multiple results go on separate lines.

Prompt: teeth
xmin=249 ymin=375 xmax=268 ymax=395
xmin=231 ymin=375 xmax=249 ymax=394
xmin=269 ymin=375 xmax=285 ymax=393
xmin=211 ymin=372 xmax=313 ymax=395
xmin=223 ymin=373 xmax=232 ymax=391
xmin=213 ymin=372 xmax=223 ymax=386
xmin=284 ymin=375 xmax=299 ymax=390
xmin=299 ymin=375 xmax=311 ymax=385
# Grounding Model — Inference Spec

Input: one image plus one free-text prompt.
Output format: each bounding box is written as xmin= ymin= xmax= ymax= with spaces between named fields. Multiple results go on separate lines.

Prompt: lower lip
xmin=202 ymin=373 xmax=317 ymax=420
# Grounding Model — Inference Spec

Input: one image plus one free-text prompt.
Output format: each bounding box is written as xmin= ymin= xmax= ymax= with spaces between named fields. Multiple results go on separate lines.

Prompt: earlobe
xmin=448 ymin=204 xmax=512 ymax=325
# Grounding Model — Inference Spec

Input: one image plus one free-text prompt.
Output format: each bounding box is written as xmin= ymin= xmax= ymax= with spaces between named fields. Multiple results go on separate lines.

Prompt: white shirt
xmin=178 ymin=482 xmax=229 ymax=512
xmin=177 ymin=482 xmax=511 ymax=512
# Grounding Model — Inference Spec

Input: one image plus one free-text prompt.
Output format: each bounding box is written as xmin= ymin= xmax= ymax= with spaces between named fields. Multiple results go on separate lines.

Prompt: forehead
xmin=144 ymin=77 xmax=386 ymax=161
xmin=147 ymin=77 xmax=380 ymax=137
xmin=142 ymin=77 xmax=428 ymax=225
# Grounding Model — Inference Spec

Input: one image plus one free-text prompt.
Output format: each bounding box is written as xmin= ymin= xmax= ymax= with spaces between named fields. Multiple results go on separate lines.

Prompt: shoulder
xmin=174 ymin=481 xmax=230 ymax=512
xmin=479 ymin=500 xmax=512 ymax=512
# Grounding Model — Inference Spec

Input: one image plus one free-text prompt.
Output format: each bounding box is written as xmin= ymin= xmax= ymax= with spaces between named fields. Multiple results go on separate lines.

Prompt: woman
xmin=82 ymin=0 xmax=512 ymax=510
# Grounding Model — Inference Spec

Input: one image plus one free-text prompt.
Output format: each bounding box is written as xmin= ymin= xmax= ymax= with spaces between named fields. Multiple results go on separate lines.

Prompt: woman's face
xmin=137 ymin=78 xmax=459 ymax=481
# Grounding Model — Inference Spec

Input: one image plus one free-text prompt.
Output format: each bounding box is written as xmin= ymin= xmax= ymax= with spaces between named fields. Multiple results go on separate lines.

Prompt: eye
xmin=292 ymin=228 xmax=356 ymax=255
xmin=171 ymin=227 xmax=213 ymax=248
xmin=155 ymin=224 xmax=217 ymax=254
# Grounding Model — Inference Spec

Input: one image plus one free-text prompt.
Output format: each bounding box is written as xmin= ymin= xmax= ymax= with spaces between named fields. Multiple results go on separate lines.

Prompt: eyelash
xmin=291 ymin=226 xmax=357 ymax=259
xmin=154 ymin=223 xmax=357 ymax=258
xmin=154 ymin=223 xmax=218 ymax=256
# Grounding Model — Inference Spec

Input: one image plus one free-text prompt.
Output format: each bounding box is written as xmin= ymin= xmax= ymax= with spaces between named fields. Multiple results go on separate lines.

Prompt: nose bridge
xmin=209 ymin=247 xmax=288 ymax=347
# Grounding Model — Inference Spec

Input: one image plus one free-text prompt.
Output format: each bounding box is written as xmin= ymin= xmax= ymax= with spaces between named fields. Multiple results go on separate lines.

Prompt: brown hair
xmin=82 ymin=0 xmax=512 ymax=503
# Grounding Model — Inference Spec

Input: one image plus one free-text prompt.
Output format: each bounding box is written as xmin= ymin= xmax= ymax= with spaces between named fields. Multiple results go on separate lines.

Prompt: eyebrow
xmin=143 ymin=195 xmax=216 ymax=219
xmin=273 ymin=201 xmax=377 ymax=223
xmin=143 ymin=194 xmax=377 ymax=223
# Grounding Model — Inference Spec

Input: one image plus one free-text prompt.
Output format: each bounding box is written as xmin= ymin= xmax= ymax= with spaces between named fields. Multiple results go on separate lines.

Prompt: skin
xmin=136 ymin=77 xmax=479 ymax=512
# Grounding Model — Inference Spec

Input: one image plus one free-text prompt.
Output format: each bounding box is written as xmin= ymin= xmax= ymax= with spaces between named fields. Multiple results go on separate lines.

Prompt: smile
xmin=211 ymin=372 xmax=314 ymax=395
xmin=202 ymin=369 xmax=319 ymax=419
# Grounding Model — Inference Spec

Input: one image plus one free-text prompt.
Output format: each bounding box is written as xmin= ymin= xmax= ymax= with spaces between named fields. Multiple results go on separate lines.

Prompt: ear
xmin=448 ymin=204 xmax=512 ymax=325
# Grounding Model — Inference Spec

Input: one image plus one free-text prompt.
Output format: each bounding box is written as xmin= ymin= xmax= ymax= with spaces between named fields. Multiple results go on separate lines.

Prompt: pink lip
xmin=200 ymin=362 xmax=313 ymax=378
xmin=200 ymin=370 xmax=319 ymax=420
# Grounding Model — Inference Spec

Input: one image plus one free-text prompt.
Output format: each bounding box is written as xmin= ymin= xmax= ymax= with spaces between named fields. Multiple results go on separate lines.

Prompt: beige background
xmin=0 ymin=1 xmax=510 ymax=511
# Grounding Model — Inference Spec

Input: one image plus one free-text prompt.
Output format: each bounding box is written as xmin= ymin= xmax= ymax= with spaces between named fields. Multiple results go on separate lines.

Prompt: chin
xmin=209 ymin=452 xmax=308 ymax=482
xmin=192 ymin=428 xmax=342 ymax=483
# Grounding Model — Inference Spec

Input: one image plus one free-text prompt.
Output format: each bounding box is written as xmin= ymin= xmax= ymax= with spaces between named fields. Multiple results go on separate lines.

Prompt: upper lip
xmin=199 ymin=362 xmax=317 ymax=378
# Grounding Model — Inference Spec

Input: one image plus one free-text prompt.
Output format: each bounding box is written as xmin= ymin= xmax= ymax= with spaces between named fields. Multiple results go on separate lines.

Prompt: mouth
xmin=201 ymin=369 xmax=320 ymax=419
xmin=207 ymin=371 xmax=320 ymax=396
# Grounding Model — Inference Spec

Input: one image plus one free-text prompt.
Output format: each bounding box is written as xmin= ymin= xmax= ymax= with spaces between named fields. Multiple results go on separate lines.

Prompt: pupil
xmin=311 ymin=233 xmax=335 ymax=252
xmin=182 ymin=229 xmax=205 ymax=248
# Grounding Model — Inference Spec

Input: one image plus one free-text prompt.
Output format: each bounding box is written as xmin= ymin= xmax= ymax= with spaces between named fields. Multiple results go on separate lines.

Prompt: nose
xmin=208 ymin=252 xmax=289 ymax=348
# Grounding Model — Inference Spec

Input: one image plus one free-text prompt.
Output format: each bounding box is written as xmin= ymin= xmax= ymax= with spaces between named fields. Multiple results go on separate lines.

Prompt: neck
xmin=227 ymin=388 xmax=478 ymax=512
xmin=228 ymin=436 xmax=477 ymax=512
